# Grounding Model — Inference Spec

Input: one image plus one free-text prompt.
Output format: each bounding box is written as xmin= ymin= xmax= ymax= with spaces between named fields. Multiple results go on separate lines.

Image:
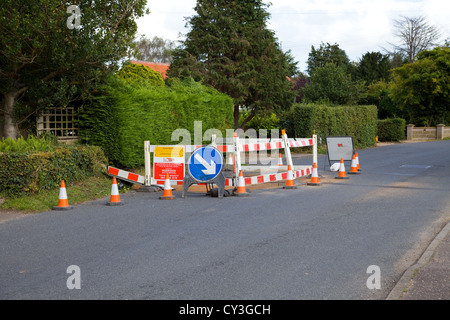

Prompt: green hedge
xmin=289 ymin=103 xmax=378 ymax=148
xmin=79 ymin=77 xmax=234 ymax=168
xmin=377 ymin=118 xmax=406 ymax=142
xmin=0 ymin=145 xmax=107 ymax=197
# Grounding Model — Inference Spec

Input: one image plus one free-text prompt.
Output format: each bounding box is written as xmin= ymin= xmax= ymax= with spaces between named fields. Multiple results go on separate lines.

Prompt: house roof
xmin=130 ymin=60 xmax=170 ymax=79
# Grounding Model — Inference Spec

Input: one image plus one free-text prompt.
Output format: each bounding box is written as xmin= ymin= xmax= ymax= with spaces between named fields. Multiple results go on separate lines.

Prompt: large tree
xmin=389 ymin=46 xmax=450 ymax=126
xmin=387 ymin=16 xmax=442 ymax=63
xmin=306 ymin=42 xmax=354 ymax=77
xmin=134 ymin=35 xmax=176 ymax=63
xmin=0 ymin=0 xmax=148 ymax=139
xmin=355 ymin=51 xmax=392 ymax=85
xmin=168 ymin=0 xmax=298 ymax=129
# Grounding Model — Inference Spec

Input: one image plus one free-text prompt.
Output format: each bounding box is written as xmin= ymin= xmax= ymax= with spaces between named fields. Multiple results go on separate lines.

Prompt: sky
xmin=136 ymin=0 xmax=450 ymax=73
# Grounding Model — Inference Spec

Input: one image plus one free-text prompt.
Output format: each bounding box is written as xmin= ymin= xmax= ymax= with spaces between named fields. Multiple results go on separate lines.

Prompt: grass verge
xmin=0 ymin=174 xmax=114 ymax=213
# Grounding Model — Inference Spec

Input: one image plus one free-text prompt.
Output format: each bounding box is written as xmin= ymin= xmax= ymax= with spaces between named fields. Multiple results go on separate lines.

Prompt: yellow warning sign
xmin=154 ymin=146 xmax=184 ymax=158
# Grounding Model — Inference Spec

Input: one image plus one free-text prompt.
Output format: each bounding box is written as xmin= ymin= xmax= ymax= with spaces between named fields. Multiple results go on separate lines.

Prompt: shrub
xmin=290 ymin=103 xmax=378 ymax=148
xmin=377 ymin=118 xmax=406 ymax=142
xmin=0 ymin=145 xmax=107 ymax=197
xmin=79 ymin=76 xmax=234 ymax=168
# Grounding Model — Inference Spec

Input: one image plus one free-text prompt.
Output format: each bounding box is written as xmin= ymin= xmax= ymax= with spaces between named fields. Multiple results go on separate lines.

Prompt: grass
xmin=0 ymin=174 xmax=115 ymax=213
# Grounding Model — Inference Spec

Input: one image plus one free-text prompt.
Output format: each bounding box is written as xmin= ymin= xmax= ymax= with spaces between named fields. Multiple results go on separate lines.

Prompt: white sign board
xmin=326 ymin=136 xmax=354 ymax=162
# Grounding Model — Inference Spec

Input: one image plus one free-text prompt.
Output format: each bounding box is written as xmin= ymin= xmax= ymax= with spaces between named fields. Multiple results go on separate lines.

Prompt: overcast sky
xmin=136 ymin=0 xmax=449 ymax=73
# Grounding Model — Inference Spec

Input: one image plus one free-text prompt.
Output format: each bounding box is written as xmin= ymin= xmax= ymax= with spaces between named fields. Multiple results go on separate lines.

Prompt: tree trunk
xmin=234 ymin=105 xmax=240 ymax=130
xmin=2 ymin=92 xmax=19 ymax=139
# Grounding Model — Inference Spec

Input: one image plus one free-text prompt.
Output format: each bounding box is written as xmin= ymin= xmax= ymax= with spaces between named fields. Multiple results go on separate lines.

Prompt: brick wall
xmin=407 ymin=124 xmax=448 ymax=141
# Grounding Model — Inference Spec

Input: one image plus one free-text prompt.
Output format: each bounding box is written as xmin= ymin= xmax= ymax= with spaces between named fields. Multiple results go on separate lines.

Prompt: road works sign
xmin=187 ymin=146 xmax=224 ymax=183
xmin=153 ymin=145 xmax=185 ymax=181
xmin=326 ymin=136 xmax=354 ymax=162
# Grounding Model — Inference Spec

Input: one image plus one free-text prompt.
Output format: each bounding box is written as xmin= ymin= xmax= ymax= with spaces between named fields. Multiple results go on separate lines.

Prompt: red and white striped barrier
xmin=107 ymin=166 xmax=145 ymax=185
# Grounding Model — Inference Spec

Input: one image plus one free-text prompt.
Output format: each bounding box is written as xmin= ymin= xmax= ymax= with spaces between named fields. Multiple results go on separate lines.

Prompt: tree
xmin=302 ymin=63 xmax=366 ymax=105
xmin=388 ymin=16 xmax=442 ymax=63
xmin=0 ymin=0 xmax=148 ymax=139
xmin=306 ymin=42 xmax=354 ymax=77
xmin=356 ymin=52 xmax=392 ymax=85
xmin=168 ymin=0 xmax=298 ymax=129
xmin=134 ymin=35 xmax=176 ymax=63
xmin=389 ymin=46 xmax=450 ymax=126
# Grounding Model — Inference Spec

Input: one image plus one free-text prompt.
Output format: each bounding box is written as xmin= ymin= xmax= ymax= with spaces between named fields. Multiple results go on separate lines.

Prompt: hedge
xmin=0 ymin=145 xmax=107 ymax=197
xmin=79 ymin=77 xmax=234 ymax=168
xmin=289 ymin=103 xmax=378 ymax=148
xmin=377 ymin=118 xmax=406 ymax=142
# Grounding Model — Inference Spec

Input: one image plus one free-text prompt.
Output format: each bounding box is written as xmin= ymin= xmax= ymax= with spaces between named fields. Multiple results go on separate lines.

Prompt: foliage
xmin=289 ymin=104 xmax=378 ymax=148
xmin=239 ymin=110 xmax=280 ymax=133
xmin=355 ymin=52 xmax=392 ymax=85
xmin=78 ymin=76 xmax=234 ymax=168
xmin=168 ymin=0 xmax=297 ymax=129
xmin=377 ymin=118 xmax=406 ymax=142
xmin=365 ymin=80 xmax=403 ymax=119
xmin=306 ymin=42 xmax=354 ymax=76
xmin=389 ymin=46 xmax=450 ymax=126
xmin=302 ymin=63 xmax=366 ymax=105
xmin=0 ymin=145 xmax=107 ymax=197
xmin=0 ymin=135 xmax=56 ymax=153
xmin=133 ymin=35 xmax=176 ymax=63
xmin=116 ymin=63 xmax=165 ymax=87
xmin=0 ymin=0 xmax=149 ymax=138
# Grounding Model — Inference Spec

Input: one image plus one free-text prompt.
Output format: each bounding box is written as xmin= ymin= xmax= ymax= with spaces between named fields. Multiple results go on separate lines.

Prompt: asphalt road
xmin=1 ymin=140 xmax=449 ymax=300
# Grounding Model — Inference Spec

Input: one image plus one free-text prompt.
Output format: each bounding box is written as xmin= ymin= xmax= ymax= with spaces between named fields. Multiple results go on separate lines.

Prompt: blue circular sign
xmin=188 ymin=146 xmax=224 ymax=182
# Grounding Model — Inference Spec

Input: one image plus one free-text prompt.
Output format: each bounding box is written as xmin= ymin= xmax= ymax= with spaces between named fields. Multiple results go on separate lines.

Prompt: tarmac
xmin=386 ymin=220 xmax=450 ymax=300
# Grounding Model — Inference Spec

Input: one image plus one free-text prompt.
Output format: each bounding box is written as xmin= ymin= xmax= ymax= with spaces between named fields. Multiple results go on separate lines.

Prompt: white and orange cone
xmin=335 ymin=158 xmax=349 ymax=179
xmin=348 ymin=154 xmax=360 ymax=174
xmin=159 ymin=173 xmax=175 ymax=200
xmin=107 ymin=177 xmax=124 ymax=205
xmin=234 ymin=170 xmax=249 ymax=196
xmin=278 ymin=153 xmax=283 ymax=166
xmin=355 ymin=152 xmax=361 ymax=171
xmin=53 ymin=180 xmax=73 ymax=210
xmin=283 ymin=165 xmax=297 ymax=189
xmin=307 ymin=162 xmax=321 ymax=186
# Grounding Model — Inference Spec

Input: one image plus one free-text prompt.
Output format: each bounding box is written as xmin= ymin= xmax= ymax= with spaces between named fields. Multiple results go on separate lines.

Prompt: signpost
xmin=183 ymin=146 xmax=226 ymax=198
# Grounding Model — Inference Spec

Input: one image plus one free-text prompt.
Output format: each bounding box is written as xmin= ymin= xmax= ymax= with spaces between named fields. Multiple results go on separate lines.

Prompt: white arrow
xmin=194 ymin=153 xmax=216 ymax=175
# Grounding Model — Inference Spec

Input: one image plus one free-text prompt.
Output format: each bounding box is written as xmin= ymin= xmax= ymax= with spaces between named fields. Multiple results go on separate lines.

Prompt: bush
xmin=0 ymin=145 xmax=107 ymax=197
xmin=79 ymin=76 xmax=234 ymax=168
xmin=377 ymin=118 xmax=406 ymax=142
xmin=289 ymin=103 xmax=378 ymax=148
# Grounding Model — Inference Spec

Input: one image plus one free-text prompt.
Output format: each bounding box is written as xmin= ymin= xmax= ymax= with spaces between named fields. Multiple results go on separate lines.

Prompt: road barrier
xmin=107 ymin=130 xmax=318 ymax=195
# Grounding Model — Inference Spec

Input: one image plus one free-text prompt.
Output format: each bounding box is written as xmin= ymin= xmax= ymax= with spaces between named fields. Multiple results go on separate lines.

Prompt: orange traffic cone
xmin=335 ymin=158 xmax=349 ymax=179
xmin=234 ymin=170 xmax=249 ymax=196
xmin=53 ymin=180 xmax=73 ymax=210
xmin=348 ymin=154 xmax=360 ymax=174
xmin=159 ymin=173 xmax=175 ymax=200
xmin=307 ymin=162 xmax=321 ymax=186
xmin=107 ymin=177 xmax=124 ymax=205
xmin=278 ymin=153 xmax=283 ymax=166
xmin=283 ymin=165 xmax=297 ymax=189
xmin=355 ymin=152 xmax=361 ymax=171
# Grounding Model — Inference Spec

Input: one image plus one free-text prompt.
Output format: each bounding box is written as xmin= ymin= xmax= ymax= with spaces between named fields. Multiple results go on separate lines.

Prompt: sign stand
xmin=182 ymin=145 xmax=225 ymax=198
xmin=325 ymin=136 xmax=354 ymax=171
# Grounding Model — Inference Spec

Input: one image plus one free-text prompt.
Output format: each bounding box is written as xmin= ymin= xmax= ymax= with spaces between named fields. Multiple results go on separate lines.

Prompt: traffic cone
xmin=348 ymin=154 xmax=360 ymax=174
xmin=283 ymin=165 xmax=297 ymax=189
xmin=278 ymin=153 xmax=283 ymax=166
xmin=159 ymin=173 xmax=175 ymax=200
xmin=53 ymin=180 xmax=73 ymax=210
xmin=335 ymin=158 xmax=349 ymax=179
xmin=106 ymin=177 xmax=124 ymax=206
xmin=307 ymin=162 xmax=321 ymax=186
xmin=234 ymin=170 xmax=249 ymax=196
xmin=355 ymin=152 xmax=361 ymax=171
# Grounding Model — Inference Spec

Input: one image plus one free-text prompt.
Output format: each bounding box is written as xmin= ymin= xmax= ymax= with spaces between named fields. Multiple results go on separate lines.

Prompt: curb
xmin=386 ymin=221 xmax=450 ymax=300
